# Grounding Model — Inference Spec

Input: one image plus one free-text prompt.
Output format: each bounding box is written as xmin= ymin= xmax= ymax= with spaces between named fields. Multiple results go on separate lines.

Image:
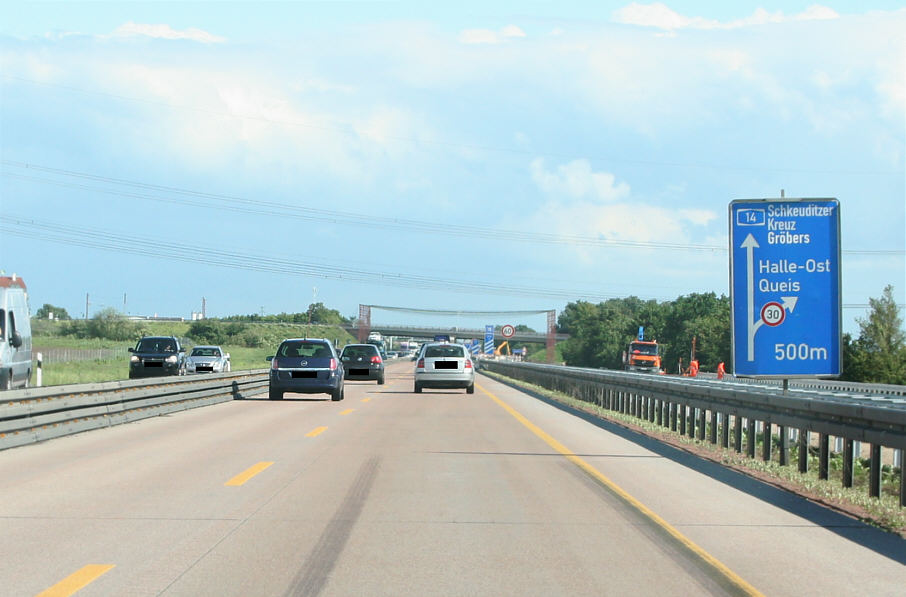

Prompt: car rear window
xmin=342 ymin=346 xmax=378 ymax=358
xmin=425 ymin=345 xmax=464 ymax=358
xmin=136 ymin=338 xmax=176 ymax=352
xmin=278 ymin=341 xmax=331 ymax=358
xmin=191 ymin=348 xmax=220 ymax=357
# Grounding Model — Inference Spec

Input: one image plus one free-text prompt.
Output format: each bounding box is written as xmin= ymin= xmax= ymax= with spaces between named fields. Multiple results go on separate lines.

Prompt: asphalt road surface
xmin=2 ymin=361 xmax=904 ymax=596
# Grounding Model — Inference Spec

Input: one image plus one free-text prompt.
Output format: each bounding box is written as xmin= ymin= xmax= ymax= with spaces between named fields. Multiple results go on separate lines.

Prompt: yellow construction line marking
xmin=225 ymin=461 xmax=274 ymax=486
xmin=477 ymin=382 xmax=763 ymax=597
xmin=361 ymin=398 xmax=372 ymax=403
xmin=36 ymin=564 xmax=115 ymax=597
xmin=306 ymin=426 xmax=328 ymax=437
xmin=340 ymin=408 xmax=355 ymax=415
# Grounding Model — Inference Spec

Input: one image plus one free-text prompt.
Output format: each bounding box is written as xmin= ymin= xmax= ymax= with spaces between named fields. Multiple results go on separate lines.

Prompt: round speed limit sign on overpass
xmin=501 ymin=324 xmax=515 ymax=338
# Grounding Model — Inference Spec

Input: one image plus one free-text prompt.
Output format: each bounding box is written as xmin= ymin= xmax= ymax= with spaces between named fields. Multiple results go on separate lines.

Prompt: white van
xmin=0 ymin=275 xmax=32 ymax=390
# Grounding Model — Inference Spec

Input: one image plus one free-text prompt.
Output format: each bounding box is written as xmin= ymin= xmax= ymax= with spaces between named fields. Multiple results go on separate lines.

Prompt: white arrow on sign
xmin=743 ymin=232 xmax=800 ymax=361
xmin=742 ymin=233 xmax=759 ymax=361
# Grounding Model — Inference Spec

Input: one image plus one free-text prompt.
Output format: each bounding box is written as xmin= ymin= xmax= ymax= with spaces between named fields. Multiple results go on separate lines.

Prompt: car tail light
xmin=417 ymin=358 xmax=425 ymax=369
xmin=465 ymin=359 xmax=473 ymax=369
xmin=271 ymin=358 xmax=279 ymax=370
xmin=371 ymin=356 xmax=382 ymax=364
xmin=330 ymin=358 xmax=338 ymax=370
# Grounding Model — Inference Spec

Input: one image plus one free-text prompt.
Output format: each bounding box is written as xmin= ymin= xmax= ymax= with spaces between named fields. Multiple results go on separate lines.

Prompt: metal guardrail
xmin=482 ymin=361 xmax=906 ymax=507
xmin=694 ymin=372 xmax=906 ymax=397
xmin=0 ymin=370 xmax=268 ymax=451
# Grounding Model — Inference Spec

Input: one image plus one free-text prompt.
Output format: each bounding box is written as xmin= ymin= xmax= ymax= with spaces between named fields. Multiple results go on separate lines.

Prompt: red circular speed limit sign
xmin=501 ymin=324 xmax=516 ymax=338
xmin=760 ymin=302 xmax=785 ymax=327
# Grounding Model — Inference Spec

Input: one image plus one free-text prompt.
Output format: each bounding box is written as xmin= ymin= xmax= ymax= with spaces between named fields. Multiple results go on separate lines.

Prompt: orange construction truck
xmin=623 ymin=339 xmax=662 ymax=374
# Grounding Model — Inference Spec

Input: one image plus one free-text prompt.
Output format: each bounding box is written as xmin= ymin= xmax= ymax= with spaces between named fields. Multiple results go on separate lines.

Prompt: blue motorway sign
xmin=484 ymin=325 xmax=495 ymax=355
xmin=730 ymin=198 xmax=841 ymax=378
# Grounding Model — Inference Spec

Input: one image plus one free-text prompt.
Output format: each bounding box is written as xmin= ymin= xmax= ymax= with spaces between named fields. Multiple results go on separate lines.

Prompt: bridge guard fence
xmin=480 ymin=361 xmax=906 ymax=507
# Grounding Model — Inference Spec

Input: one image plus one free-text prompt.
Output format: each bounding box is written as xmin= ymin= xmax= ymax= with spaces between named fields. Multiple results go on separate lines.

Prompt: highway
xmin=2 ymin=361 xmax=904 ymax=596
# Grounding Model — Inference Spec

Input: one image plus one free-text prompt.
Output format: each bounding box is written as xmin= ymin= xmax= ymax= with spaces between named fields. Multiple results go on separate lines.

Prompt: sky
xmin=1 ymin=1 xmax=904 ymax=335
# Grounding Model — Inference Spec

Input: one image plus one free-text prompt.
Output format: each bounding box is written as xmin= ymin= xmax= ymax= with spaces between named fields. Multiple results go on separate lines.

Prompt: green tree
xmin=306 ymin=302 xmax=350 ymax=325
xmin=846 ymin=285 xmax=906 ymax=384
xmin=660 ymin=293 xmax=730 ymax=374
xmin=35 ymin=303 xmax=71 ymax=320
xmin=84 ymin=308 xmax=143 ymax=341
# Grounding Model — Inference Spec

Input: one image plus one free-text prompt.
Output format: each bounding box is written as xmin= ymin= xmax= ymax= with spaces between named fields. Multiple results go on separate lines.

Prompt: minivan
xmin=1 ymin=275 xmax=33 ymax=390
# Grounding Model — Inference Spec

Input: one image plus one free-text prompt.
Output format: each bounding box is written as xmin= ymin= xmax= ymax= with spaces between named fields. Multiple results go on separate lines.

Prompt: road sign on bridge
xmin=730 ymin=198 xmax=841 ymax=378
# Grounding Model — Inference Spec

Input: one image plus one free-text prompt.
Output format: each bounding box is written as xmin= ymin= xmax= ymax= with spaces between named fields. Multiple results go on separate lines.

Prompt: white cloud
xmin=112 ymin=21 xmax=226 ymax=43
xmin=459 ymin=25 xmax=526 ymax=44
xmin=612 ymin=3 xmax=839 ymax=31
xmin=531 ymin=159 xmax=630 ymax=203
xmin=527 ymin=158 xmax=717 ymax=263
xmin=500 ymin=25 xmax=527 ymax=38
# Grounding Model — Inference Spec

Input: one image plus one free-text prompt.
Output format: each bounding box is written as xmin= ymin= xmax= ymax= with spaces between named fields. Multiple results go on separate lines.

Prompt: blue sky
xmin=1 ymin=1 xmax=903 ymax=334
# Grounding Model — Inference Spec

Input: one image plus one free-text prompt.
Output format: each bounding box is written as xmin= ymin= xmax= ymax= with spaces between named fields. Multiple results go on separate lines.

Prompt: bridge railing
xmin=480 ymin=360 xmax=906 ymax=507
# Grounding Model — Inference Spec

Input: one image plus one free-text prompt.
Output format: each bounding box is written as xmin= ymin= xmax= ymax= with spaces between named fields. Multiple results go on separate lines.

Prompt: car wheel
xmin=377 ymin=374 xmax=385 ymax=385
xmin=269 ymin=388 xmax=283 ymax=400
xmin=414 ymin=382 xmax=422 ymax=394
xmin=466 ymin=383 xmax=475 ymax=394
xmin=2 ymin=372 xmax=10 ymax=391
xmin=331 ymin=386 xmax=344 ymax=401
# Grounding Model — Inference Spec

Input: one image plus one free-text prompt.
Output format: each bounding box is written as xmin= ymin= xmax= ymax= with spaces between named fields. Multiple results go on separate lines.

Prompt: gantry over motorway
xmin=350 ymin=304 xmax=565 ymax=362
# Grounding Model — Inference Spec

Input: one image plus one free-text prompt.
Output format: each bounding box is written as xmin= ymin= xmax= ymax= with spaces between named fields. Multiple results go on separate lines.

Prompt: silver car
xmin=414 ymin=342 xmax=475 ymax=394
xmin=186 ymin=345 xmax=231 ymax=374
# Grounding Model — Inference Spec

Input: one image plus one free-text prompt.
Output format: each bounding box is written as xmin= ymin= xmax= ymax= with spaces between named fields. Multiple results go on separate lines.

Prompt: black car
xmin=129 ymin=336 xmax=186 ymax=379
xmin=340 ymin=343 xmax=385 ymax=384
xmin=267 ymin=338 xmax=344 ymax=401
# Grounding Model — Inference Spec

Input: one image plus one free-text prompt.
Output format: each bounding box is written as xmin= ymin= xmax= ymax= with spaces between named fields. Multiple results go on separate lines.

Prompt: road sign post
xmin=730 ymin=198 xmax=841 ymax=378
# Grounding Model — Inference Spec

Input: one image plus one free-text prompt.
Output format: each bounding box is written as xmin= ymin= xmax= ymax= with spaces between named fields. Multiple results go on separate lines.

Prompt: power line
xmin=3 ymin=160 xmax=902 ymax=256
xmin=0 ymin=161 xmax=723 ymax=251
xmin=0 ymin=215 xmax=667 ymax=302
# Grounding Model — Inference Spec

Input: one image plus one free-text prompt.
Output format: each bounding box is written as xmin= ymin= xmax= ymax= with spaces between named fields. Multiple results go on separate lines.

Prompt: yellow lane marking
xmin=306 ymin=426 xmax=328 ymax=437
xmin=477 ymin=382 xmax=764 ymax=597
xmin=361 ymin=398 xmax=372 ymax=403
xmin=36 ymin=564 xmax=115 ymax=597
xmin=225 ymin=461 xmax=274 ymax=486
xmin=340 ymin=409 xmax=355 ymax=415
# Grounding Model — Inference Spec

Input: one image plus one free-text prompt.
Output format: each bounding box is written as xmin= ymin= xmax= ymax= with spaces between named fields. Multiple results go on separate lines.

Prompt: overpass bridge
xmin=354 ymin=304 xmax=561 ymax=361
xmin=343 ymin=324 xmax=569 ymax=344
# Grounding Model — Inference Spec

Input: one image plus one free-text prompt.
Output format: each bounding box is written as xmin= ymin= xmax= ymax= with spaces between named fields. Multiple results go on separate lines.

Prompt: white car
xmin=186 ymin=345 xmax=231 ymax=374
xmin=414 ymin=342 xmax=475 ymax=394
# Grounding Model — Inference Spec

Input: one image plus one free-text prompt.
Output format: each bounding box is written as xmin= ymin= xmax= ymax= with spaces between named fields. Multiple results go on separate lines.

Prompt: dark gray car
xmin=267 ymin=338 xmax=344 ymax=401
xmin=340 ymin=343 xmax=385 ymax=384
xmin=129 ymin=336 xmax=186 ymax=379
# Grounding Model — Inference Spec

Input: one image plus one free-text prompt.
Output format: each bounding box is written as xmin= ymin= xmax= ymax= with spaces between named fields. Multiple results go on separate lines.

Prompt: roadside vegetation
xmin=30 ymin=303 xmax=355 ymax=386
xmin=556 ymin=285 xmax=905 ymax=384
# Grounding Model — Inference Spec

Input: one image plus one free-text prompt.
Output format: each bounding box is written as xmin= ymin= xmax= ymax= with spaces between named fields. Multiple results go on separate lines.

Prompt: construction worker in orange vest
xmin=717 ymin=361 xmax=726 ymax=380
xmin=688 ymin=359 xmax=699 ymax=377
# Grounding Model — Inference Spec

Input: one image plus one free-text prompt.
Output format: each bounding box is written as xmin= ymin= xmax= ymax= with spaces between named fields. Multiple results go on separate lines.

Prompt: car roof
xmin=192 ymin=345 xmax=222 ymax=349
